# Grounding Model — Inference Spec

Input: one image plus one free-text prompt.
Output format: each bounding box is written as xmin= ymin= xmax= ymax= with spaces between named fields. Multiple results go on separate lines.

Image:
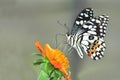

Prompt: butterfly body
xmin=66 ymin=8 xmax=109 ymax=60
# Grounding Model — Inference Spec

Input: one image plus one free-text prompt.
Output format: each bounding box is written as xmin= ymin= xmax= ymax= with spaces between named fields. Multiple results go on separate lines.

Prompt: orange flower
xmin=35 ymin=41 xmax=71 ymax=80
xmin=35 ymin=41 xmax=46 ymax=57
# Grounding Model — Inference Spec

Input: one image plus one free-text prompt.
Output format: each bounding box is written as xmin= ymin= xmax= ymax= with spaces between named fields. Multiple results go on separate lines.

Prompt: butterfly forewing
xmin=71 ymin=8 xmax=94 ymax=35
xmin=74 ymin=8 xmax=94 ymax=26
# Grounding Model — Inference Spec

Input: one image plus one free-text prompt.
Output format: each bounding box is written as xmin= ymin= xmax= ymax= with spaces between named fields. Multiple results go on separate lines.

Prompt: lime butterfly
xmin=66 ymin=8 xmax=109 ymax=60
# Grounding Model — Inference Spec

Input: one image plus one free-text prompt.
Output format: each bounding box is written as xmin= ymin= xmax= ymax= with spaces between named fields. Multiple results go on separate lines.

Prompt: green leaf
xmin=50 ymin=69 xmax=63 ymax=80
xmin=33 ymin=58 xmax=44 ymax=65
xmin=43 ymin=57 xmax=49 ymax=63
xmin=32 ymin=52 xmax=42 ymax=56
xmin=37 ymin=70 xmax=49 ymax=80
xmin=54 ymin=69 xmax=63 ymax=77
xmin=40 ymin=63 xmax=54 ymax=74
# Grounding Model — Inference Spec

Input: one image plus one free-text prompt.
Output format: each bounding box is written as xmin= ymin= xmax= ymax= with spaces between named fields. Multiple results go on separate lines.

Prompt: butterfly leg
xmin=66 ymin=46 xmax=73 ymax=56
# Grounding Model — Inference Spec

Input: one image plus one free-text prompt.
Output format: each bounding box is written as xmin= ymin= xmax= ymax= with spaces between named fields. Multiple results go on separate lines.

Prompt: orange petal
xmin=35 ymin=41 xmax=46 ymax=56
xmin=44 ymin=44 xmax=53 ymax=52
xmin=44 ymin=44 xmax=54 ymax=55
xmin=50 ymin=60 xmax=62 ymax=69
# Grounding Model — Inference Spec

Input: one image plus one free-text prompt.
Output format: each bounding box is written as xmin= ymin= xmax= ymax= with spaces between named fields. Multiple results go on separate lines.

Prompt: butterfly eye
xmin=89 ymin=35 xmax=94 ymax=40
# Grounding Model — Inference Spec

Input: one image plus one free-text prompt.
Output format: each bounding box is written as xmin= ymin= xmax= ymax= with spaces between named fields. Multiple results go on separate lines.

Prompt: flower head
xmin=35 ymin=41 xmax=71 ymax=80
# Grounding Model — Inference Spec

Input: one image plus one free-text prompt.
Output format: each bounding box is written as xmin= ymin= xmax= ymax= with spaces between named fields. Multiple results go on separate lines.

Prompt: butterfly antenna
xmin=57 ymin=20 xmax=70 ymax=34
xmin=62 ymin=41 xmax=68 ymax=53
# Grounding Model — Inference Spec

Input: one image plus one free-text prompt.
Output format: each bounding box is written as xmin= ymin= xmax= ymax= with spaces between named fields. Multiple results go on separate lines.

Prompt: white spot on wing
xmin=100 ymin=26 xmax=103 ymax=28
xmin=99 ymin=45 xmax=103 ymax=48
xmin=95 ymin=57 xmax=99 ymax=60
xmin=82 ymin=36 xmax=89 ymax=40
xmin=81 ymin=13 xmax=83 ymax=16
xmin=99 ymin=55 xmax=103 ymax=58
xmin=97 ymin=52 xmax=100 ymax=55
xmin=96 ymin=20 xmax=100 ymax=23
xmin=81 ymin=41 xmax=89 ymax=45
xmin=90 ymin=11 xmax=92 ymax=13
xmin=100 ymin=29 xmax=103 ymax=32
xmin=96 ymin=48 xmax=100 ymax=51
xmin=76 ymin=21 xmax=79 ymax=25
xmin=100 ymin=33 xmax=103 ymax=36
xmin=98 ymin=40 xmax=102 ymax=44
xmin=91 ymin=19 xmax=95 ymax=21
xmin=88 ymin=31 xmax=96 ymax=35
xmin=91 ymin=28 xmax=96 ymax=31
xmin=84 ymin=13 xmax=89 ymax=17
xmin=80 ymin=21 xmax=83 ymax=25
xmin=94 ymin=26 xmax=97 ymax=28
xmin=101 ymin=52 xmax=104 ymax=55
xmin=102 ymin=48 xmax=105 ymax=51
xmin=88 ymin=25 xmax=93 ymax=29
xmin=86 ymin=9 xmax=90 ymax=11
xmin=104 ymin=27 xmax=106 ymax=29
xmin=92 ymin=53 xmax=96 ymax=57
xmin=83 ymin=25 xmax=88 ymax=28
xmin=102 ymin=43 xmax=106 ymax=46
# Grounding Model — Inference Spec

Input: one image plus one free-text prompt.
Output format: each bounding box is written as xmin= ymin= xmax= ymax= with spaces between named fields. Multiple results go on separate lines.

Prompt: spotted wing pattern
xmin=66 ymin=8 xmax=109 ymax=60
xmin=81 ymin=34 xmax=106 ymax=60
xmin=74 ymin=8 xmax=93 ymax=26
xmin=80 ymin=16 xmax=109 ymax=60
xmin=98 ymin=15 xmax=109 ymax=38
xmin=71 ymin=8 xmax=94 ymax=35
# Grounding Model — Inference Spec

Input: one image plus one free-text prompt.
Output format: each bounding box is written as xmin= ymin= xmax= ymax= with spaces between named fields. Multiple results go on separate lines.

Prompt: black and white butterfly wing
xmin=70 ymin=8 xmax=94 ymax=35
xmin=66 ymin=7 xmax=109 ymax=60
xmin=74 ymin=8 xmax=94 ymax=26
xmin=81 ymin=34 xmax=106 ymax=60
xmin=98 ymin=15 xmax=109 ymax=38
xmin=80 ymin=16 xmax=109 ymax=60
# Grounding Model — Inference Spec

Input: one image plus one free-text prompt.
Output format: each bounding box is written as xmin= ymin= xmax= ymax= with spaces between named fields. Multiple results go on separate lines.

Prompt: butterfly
xmin=66 ymin=8 xmax=109 ymax=60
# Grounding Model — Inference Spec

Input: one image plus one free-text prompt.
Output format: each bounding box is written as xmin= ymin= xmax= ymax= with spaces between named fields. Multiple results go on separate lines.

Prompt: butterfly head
xmin=66 ymin=34 xmax=72 ymax=46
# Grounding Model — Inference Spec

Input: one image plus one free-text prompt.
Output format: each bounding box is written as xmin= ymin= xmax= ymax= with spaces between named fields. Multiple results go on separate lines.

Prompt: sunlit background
xmin=0 ymin=0 xmax=119 ymax=80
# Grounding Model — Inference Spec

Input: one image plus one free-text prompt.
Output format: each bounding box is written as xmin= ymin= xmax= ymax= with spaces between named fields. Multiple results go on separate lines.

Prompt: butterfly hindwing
xmin=87 ymin=38 xmax=106 ymax=60
xmin=82 ymin=15 xmax=109 ymax=38
xmin=80 ymin=19 xmax=108 ymax=60
xmin=80 ymin=33 xmax=106 ymax=60
xmin=98 ymin=15 xmax=109 ymax=38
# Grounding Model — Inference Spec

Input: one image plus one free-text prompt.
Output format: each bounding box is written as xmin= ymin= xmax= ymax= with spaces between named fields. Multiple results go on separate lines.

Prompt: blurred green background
xmin=0 ymin=0 xmax=119 ymax=80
